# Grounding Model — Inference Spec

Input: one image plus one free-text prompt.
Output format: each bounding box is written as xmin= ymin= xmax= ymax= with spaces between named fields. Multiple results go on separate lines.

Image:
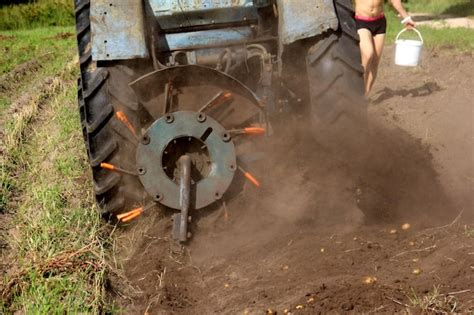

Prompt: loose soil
xmin=109 ymin=47 xmax=474 ymax=313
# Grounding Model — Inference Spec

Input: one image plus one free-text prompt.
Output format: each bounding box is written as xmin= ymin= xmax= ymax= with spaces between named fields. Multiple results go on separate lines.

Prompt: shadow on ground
xmin=371 ymin=81 xmax=442 ymax=105
xmin=442 ymin=2 xmax=474 ymax=17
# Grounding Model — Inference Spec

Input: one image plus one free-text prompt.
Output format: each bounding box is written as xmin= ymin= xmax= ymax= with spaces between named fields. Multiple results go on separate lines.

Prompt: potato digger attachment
xmin=75 ymin=0 xmax=367 ymax=242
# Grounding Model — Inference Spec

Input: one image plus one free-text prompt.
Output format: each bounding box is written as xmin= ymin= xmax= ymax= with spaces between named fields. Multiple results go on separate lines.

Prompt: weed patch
xmin=464 ymin=225 xmax=474 ymax=238
xmin=406 ymin=286 xmax=460 ymax=313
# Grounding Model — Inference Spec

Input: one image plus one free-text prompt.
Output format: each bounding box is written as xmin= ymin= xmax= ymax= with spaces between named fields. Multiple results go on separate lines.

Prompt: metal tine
xmin=115 ymin=111 xmax=140 ymax=142
xmin=237 ymin=165 xmax=261 ymax=187
xmin=100 ymin=162 xmax=138 ymax=176
xmin=117 ymin=202 xmax=155 ymax=222
xmin=163 ymin=81 xmax=174 ymax=115
xmin=228 ymin=127 xmax=265 ymax=136
xmin=199 ymin=90 xmax=233 ymax=112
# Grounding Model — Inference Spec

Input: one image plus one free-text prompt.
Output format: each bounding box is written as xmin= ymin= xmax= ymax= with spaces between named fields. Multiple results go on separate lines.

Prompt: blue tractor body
xmin=90 ymin=0 xmax=338 ymax=61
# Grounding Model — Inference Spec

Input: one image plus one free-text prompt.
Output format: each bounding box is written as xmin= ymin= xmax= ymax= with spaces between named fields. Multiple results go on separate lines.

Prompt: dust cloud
xmin=190 ymin=101 xmax=459 ymax=263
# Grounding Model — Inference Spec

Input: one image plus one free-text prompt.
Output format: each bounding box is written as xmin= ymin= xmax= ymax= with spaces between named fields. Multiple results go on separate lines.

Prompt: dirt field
xmin=107 ymin=47 xmax=474 ymax=314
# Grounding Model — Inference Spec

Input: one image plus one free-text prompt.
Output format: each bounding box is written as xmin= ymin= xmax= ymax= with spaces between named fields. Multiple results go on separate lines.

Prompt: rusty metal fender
xmin=91 ymin=0 xmax=148 ymax=61
xmin=277 ymin=0 xmax=339 ymax=45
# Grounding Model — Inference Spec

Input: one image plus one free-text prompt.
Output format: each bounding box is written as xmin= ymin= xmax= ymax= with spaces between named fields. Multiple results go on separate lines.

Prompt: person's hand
xmin=401 ymin=16 xmax=416 ymax=29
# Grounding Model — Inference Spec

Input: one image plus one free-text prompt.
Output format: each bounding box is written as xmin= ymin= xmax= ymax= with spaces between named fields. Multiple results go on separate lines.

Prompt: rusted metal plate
xmin=277 ymin=0 xmax=339 ymax=45
xmin=91 ymin=0 xmax=148 ymax=61
xmin=149 ymin=0 xmax=258 ymax=30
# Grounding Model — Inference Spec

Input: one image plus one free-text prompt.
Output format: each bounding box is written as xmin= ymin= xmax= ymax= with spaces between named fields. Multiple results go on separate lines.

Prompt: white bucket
xmin=395 ymin=28 xmax=423 ymax=67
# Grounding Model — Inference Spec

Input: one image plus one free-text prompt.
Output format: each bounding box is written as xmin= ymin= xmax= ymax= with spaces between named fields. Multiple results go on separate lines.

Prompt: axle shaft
xmin=178 ymin=155 xmax=192 ymax=242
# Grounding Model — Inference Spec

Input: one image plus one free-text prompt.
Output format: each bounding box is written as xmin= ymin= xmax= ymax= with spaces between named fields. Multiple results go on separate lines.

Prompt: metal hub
xmin=162 ymin=136 xmax=210 ymax=184
xmin=136 ymin=111 xmax=237 ymax=210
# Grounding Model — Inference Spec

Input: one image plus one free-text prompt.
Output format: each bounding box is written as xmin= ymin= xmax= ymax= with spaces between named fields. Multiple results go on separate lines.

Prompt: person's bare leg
xmin=357 ymin=29 xmax=375 ymax=95
xmin=367 ymin=33 xmax=385 ymax=93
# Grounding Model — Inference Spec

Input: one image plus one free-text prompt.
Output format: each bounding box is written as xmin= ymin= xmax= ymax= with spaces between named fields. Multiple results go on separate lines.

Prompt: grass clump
xmin=464 ymin=225 xmax=474 ymax=238
xmin=0 ymin=0 xmax=74 ymax=30
xmin=406 ymin=286 xmax=459 ymax=313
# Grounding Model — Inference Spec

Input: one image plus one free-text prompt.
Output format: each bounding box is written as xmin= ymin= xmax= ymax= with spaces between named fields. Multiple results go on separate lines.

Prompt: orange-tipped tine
xmin=121 ymin=211 xmax=142 ymax=222
xmin=210 ymin=92 xmax=233 ymax=108
xmin=100 ymin=163 xmax=116 ymax=171
xmin=222 ymin=201 xmax=229 ymax=221
xmin=223 ymin=91 xmax=233 ymax=100
xmin=214 ymin=91 xmax=233 ymax=104
xmin=244 ymin=127 xmax=265 ymax=135
xmin=116 ymin=111 xmax=137 ymax=136
xmin=238 ymin=166 xmax=260 ymax=187
xmin=117 ymin=207 xmax=144 ymax=221
xmin=100 ymin=162 xmax=137 ymax=176
xmin=229 ymin=127 xmax=265 ymax=136
xmin=199 ymin=91 xmax=234 ymax=112
xmin=244 ymin=172 xmax=261 ymax=187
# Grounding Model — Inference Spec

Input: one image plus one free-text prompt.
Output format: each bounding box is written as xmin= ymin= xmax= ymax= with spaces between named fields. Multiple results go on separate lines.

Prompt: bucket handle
xmin=396 ymin=27 xmax=423 ymax=43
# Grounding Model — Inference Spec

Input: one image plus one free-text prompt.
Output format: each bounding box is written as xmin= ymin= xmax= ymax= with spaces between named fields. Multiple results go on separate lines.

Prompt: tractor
xmin=74 ymin=0 xmax=366 ymax=242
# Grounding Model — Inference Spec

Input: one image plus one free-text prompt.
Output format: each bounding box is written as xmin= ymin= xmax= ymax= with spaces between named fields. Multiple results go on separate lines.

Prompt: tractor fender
xmin=277 ymin=0 xmax=339 ymax=45
xmin=90 ymin=0 xmax=148 ymax=61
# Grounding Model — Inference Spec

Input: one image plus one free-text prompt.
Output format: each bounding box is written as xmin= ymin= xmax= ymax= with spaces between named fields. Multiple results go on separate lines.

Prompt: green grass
xmin=404 ymin=0 xmax=474 ymax=17
xmin=1 ymin=67 xmax=107 ymax=313
xmin=0 ymin=24 xmax=107 ymax=313
xmin=0 ymin=0 xmax=74 ymax=30
xmin=384 ymin=9 xmax=474 ymax=50
xmin=0 ymin=26 xmax=75 ymax=115
xmin=11 ymin=268 xmax=103 ymax=314
xmin=0 ymin=26 xmax=75 ymax=74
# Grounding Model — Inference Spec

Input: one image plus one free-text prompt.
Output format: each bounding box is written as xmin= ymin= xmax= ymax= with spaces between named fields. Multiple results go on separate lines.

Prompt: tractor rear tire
xmin=74 ymin=0 xmax=151 ymax=218
xmin=306 ymin=0 xmax=381 ymax=220
xmin=306 ymin=0 xmax=367 ymax=157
